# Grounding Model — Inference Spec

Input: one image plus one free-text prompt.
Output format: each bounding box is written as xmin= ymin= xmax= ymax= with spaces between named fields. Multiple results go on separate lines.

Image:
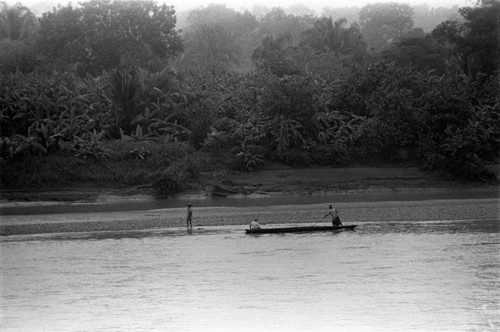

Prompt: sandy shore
xmin=1 ymin=198 xmax=498 ymax=236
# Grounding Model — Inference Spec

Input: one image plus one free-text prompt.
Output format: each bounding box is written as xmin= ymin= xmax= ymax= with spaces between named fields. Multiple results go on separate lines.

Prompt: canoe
xmin=245 ymin=225 xmax=357 ymax=234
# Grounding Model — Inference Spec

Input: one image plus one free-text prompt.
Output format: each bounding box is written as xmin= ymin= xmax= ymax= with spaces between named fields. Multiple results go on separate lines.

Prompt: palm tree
xmin=251 ymin=33 xmax=293 ymax=63
xmin=301 ymin=17 xmax=366 ymax=56
xmin=183 ymin=24 xmax=241 ymax=70
xmin=275 ymin=115 xmax=303 ymax=156
xmin=251 ymin=33 xmax=303 ymax=76
xmin=0 ymin=1 xmax=38 ymax=40
xmin=109 ymin=68 xmax=144 ymax=134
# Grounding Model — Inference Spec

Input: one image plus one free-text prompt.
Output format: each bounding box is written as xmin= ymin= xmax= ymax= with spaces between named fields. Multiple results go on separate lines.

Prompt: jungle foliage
xmin=1 ymin=0 xmax=498 ymax=194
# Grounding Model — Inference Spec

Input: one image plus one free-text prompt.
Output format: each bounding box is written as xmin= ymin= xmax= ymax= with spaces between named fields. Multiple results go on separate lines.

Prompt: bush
xmin=201 ymin=117 xmax=241 ymax=155
xmin=418 ymin=76 xmax=499 ymax=180
xmin=151 ymin=152 xmax=209 ymax=196
xmin=0 ymin=39 xmax=38 ymax=73
xmin=0 ymin=154 xmax=113 ymax=188
xmin=311 ymin=144 xmax=350 ymax=166
xmin=277 ymin=148 xmax=312 ymax=167
xmin=236 ymin=145 xmax=265 ymax=172
xmin=423 ymin=117 xmax=498 ymax=181
xmin=151 ymin=168 xmax=185 ymax=195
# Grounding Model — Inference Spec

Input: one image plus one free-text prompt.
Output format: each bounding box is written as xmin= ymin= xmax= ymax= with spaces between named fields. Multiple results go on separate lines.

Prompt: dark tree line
xmin=0 ymin=0 xmax=498 ymax=192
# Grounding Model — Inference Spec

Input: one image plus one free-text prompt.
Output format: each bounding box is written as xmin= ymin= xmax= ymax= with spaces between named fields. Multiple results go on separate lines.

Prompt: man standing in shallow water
xmin=324 ymin=204 xmax=343 ymax=227
xmin=186 ymin=203 xmax=193 ymax=229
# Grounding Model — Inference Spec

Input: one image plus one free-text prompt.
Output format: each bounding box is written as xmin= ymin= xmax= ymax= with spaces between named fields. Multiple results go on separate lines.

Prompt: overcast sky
xmin=8 ymin=0 xmax=473 ymax=12
xmin=175 ymin=0 xmax=471 ymax=12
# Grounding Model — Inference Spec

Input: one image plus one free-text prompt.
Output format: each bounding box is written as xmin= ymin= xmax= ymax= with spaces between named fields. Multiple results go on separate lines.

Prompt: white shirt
xmin=250 ymin=220 xmax=261 ymax=229
xmin=326 ymin=208 xmax=339 ymax=219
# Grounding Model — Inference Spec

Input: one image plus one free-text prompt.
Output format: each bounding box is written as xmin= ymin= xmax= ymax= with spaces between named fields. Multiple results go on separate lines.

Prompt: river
xmin=1 ymin=216 xmax=499 ymax=331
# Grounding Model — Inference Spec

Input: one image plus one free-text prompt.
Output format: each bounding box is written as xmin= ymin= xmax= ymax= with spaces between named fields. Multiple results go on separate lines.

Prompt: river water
xmin=1 ymin=218 xmax=499 ymax=331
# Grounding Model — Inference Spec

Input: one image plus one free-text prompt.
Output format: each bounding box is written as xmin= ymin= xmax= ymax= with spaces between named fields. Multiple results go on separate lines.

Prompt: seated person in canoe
xmin=249 ymin=218 xmax=261 ymax=230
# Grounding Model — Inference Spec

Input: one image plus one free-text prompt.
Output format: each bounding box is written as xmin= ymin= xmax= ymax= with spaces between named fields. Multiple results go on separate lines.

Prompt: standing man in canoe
xmin=324 ymin=204 xmax=343 ymax=227
xmin=186 ymin=203 xmax=193 ymax=229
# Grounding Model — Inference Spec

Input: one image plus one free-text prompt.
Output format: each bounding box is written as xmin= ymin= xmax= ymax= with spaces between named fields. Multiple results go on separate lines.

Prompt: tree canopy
xmin=0 ymin=1 xmax=38 ymax=40
xmin=359 ymin=2 xmax=414 ymax=50
xmin=300 ymin=17 xmax=367 ymax=56
xmin=181 ymin=24 xmax=241 ymax=71
xmin=1 ymin=0 xmax=498 ymax=189
xmin=38 ymin=0 xmax=183 ymax=74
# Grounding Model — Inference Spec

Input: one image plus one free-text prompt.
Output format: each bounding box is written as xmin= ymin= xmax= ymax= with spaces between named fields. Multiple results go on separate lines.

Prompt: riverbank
xmin=2 ymin=164 xmax=499 ymax=205
xmin=1 ymin=165 xmax=498 ymax=236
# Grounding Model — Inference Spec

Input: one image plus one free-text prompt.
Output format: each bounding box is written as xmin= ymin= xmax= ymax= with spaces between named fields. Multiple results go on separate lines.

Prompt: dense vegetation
xmin=1 ymin=0 xmax=498 ymax=195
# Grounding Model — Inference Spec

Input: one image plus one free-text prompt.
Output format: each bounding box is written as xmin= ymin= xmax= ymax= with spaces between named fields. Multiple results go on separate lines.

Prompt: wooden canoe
xmin=245 ymin=225 xmax=357 ymax=234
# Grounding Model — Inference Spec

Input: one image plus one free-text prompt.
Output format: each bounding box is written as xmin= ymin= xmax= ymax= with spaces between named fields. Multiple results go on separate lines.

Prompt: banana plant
xmin=275 ymin=115 xmax=303 ymax=156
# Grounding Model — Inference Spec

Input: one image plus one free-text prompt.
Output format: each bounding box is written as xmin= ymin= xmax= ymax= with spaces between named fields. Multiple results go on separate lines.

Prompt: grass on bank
xmin=0 ymin=140 xmax=235 ymax=196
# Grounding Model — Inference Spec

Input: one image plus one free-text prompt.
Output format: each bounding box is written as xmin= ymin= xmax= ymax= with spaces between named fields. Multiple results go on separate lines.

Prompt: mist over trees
xmin=1 ymin=0 xmax=498 ymax=193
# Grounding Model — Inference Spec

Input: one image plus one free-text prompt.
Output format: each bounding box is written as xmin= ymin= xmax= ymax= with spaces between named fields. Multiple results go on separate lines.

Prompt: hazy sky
xmin=9 ymin=0 xmax=473 ymax=13
xmin=175 ymin=0 xmax=472 ymax=12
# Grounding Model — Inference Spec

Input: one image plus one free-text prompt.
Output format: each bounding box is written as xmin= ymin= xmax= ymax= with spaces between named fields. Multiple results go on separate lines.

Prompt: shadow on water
xmin=365 ymin=219 xmax=499 ymax=235
xmin=0 ymin=227 xmax=238 ymax=242
xmin=2 ymin=219 xmax=497 ymax=243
